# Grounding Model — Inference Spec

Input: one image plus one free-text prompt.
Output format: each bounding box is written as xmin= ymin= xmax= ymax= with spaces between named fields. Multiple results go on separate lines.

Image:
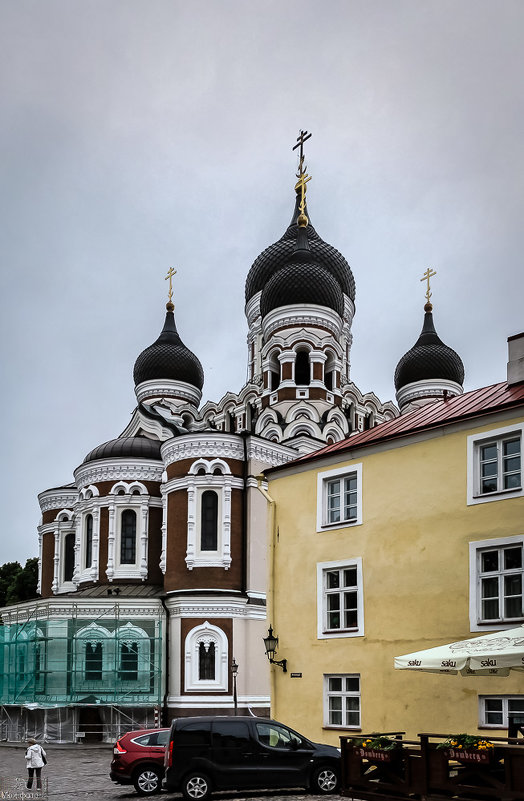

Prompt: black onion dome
xmin=83 ymin=436 xmax=162 ymax=464
xmin=133 ymin=308 xmax=204 ymax=390
xmin=260 ymin=260 xmax=345 ymax=318
xmin=245 ymin=194 xmax=356 ymax=303
xmin=394 ymin=307 xmax=465 ymax=391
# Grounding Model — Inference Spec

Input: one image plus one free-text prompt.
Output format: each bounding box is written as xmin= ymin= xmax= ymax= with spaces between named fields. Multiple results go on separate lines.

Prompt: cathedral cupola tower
xmin=394 ymin=269 xmax=464 ymax=414
xmin=134 ymin=270 xmax=204 ymax=411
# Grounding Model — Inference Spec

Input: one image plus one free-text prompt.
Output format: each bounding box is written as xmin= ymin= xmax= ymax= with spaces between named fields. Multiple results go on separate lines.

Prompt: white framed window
xmin=324 ymin=674 xmax=361 ymax=729
xmin=317 ymin=464 xmax=363 ymax=531
xmin=467 ymin=423 xmax=523 ymax=505
xmin=469 ymin=536 xmax=524 ymax=631
xmin=184 ymin=621 xmax=229 ymax=692
xmin=184 ymin=459 xmax=236 ymax=570
xmin=479 ymin=695 xmax=524 ymax=729
xmin=106 ymin=483 xmax=149 ymax=581
xmin=317 ymin=558 xmax=364 ymax=639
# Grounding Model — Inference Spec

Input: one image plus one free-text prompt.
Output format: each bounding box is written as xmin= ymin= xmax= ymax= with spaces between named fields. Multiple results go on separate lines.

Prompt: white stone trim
xmin=38 ymin=489 xmax=78 ymax=514
xmin=165 ymin=596 xmax=266 ymax=620
xmin=161 ymin=434 xmax=244 ymax=465
xmin=246 ymin=438 xmax=295 ymax=466
xmin=184 ymin=621 xmax=229 ymax=692
xmin=1 ymin=598 xmax=165 ymax=625
xmin=262 ymin=304 xmax=343 ymax=340
xmin=167 ymin=694 xmax=270 ymax=709
xmin=135 ymin=378 xmax=202 ymax=407
xmin=74 ymin=459 xmax=163 ymax=489
xmin=396 ymin=378 xmax=463 ymax=411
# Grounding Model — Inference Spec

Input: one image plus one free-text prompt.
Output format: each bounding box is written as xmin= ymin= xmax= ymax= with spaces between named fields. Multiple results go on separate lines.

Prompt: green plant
xmin=437 ymin=734 xmax=494 ymax=752
xmin=354 ymin=735 xmax=401 ymax=751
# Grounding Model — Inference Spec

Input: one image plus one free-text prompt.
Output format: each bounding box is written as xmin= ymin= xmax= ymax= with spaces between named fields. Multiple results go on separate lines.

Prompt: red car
xmin=110 ymin=727 xmax=169 ymax=795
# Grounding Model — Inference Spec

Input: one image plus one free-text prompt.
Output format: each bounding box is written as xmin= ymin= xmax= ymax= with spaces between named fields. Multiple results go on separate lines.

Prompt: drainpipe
xmin=160 ymin=596 xmax=169 ymax=727
xmin=255 ymin=475 xmax=277 ymax=717
xmin=241 ymin=432 xmax=249 ymax=596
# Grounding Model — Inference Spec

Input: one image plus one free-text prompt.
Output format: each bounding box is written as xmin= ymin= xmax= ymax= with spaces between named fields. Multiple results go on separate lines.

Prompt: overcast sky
xmin=1 ymin=0 xmax=523 ymax=565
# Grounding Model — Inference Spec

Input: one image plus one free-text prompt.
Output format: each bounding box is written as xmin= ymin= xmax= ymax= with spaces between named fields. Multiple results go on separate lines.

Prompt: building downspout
xmin=160 ymin=596 xmax=169 ymax=727
xmin=256 ymin=475 xmax=277 ymax=716
xmin=241 ymin=432 xmax=249 ymax=596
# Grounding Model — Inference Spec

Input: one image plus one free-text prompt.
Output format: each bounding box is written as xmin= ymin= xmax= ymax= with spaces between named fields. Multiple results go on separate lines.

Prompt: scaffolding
xmin=0 ymin=603 xmax=164 ymax=742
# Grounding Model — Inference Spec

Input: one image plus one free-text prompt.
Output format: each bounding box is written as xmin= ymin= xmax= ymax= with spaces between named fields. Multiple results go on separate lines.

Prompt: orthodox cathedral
xmin=0 ymin=136 xmax=463 ymax=742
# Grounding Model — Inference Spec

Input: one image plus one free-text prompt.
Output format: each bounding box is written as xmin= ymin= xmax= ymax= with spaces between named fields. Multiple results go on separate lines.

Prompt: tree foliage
xmin=0 ymin=558 xmax=39 ymax=607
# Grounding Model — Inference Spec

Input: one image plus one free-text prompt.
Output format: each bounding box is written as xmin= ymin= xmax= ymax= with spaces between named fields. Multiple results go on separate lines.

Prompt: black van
xmin=163 ymin=715 xmax=340 ymax=799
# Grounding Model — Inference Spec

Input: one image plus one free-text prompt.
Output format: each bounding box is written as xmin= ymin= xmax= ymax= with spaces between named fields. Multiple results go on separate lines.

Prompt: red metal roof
xmin=280 ymin=381 xmax=524 ymax=470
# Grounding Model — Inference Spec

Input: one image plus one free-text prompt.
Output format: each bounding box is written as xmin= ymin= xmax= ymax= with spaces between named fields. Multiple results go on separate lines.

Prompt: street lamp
xmin=231 ymin=657 xmax=238 ymax=714
xmin=263 ymin=625 xmax=287 ymax=672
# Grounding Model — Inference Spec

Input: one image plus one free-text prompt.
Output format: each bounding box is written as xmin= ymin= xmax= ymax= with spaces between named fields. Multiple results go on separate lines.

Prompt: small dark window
xmin=199 ymin=641 xmax=215 ymax=680
xmin=85 ymin=642 xmax=102 ymax=681
xmin=120 ymin=510 xmax=137 ymax=564
xmin=201 ymin=491 xmax=218 ymax=551
xmin=325 ymin=371 xmax=333 ymax=391
xmin=295 ymin=351 xmax=310 ymax=385
xmin=173 ymin=721 xmax=212 ymax=747
xmin=212 ymin=720 xmax=251 ymax=749
xmin=85 ymin=514 xmax=93 ymax=569
xmin=64 ymin=532 xmax=75 ymax=581
xmin=119 ymin=642 xmax=138 ymax=680
xmin=271 ymin=370 xmax=280 ymax=391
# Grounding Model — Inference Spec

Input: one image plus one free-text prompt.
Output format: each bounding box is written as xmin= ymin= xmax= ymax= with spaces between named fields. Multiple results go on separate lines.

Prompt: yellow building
xmin=265 ymin=332 xmax=524 ymax=745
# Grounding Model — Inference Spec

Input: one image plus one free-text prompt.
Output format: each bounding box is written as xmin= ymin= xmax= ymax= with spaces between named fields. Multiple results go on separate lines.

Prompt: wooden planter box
xmin=356 ymin=746 xmax=401 ymax=763
xmin=444 ymin=747 xmax=492 ymax=764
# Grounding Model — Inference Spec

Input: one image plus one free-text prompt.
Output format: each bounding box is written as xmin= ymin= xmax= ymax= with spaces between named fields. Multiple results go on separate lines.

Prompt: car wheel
xmin=182 ymin=772 xmax=212 ymax=800
xmin=133 ymin=766 xmax=162 ymax=795
xmin=311 ymin=765 xmax=340 ymax=794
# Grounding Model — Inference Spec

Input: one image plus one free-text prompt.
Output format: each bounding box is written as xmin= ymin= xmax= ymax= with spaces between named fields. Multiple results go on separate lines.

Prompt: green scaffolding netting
xmin=0 ymin=607 xmax=163 ymax=706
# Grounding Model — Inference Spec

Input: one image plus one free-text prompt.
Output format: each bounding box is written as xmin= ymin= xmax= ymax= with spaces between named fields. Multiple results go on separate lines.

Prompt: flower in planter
xmin=437 ymin=734 xmax=494 ymax=752
xmin=354 ymin=735 xmax=402 ymax=752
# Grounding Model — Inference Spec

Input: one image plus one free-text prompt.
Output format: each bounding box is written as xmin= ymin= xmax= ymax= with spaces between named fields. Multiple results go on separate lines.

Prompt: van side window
xmin=212 ymin=720 xmax=250 ymax=748
xmin=256 ymin=722 xmax=302 ymax=750
xmin=174 ymin=721 xmax=212 ymax=746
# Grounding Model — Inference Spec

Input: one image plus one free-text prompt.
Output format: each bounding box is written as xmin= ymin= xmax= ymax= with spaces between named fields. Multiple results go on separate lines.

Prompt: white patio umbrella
xmin=394 ymin=624 xmax=524 ymax=676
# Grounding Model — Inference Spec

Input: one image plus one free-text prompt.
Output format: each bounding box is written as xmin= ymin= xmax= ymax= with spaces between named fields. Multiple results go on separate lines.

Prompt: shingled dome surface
xmin=260 ymin=261 xmax=345 ymax=318
xmin=394 ymin=308 xmax=465 ymax=391
xmin=245 ymin=195 xmax=356 ymax=304
xmin=83 ymin=436 xmax=162 ymax=464
xmin=133 ymin=309 xmax=204 ymax=390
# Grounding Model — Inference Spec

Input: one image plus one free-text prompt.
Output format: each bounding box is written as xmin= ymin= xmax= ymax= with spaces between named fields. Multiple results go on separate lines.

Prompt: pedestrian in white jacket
xmin=25 ymin=738 xmax=46 ymax=789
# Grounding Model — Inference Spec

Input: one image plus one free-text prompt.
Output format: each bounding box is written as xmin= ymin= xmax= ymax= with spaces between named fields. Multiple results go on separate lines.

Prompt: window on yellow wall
xmin=317 ymin=559 xmax=364 ymax=639
xmin=316 ymin=464 xmax=363 ymax=531
xmin=478 ymin=544 xmax=523 ymax=623
xmin=479 ymin=695 xmax=524 ymax=729
xmin=324 ymin=674 xmax=361 ymax=728
xmin=467 ymin=424 xmax=524 ymax=506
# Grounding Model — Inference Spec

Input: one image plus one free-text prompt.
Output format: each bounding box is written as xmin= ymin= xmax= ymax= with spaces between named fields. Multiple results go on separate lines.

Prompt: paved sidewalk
xmin=0 ymin=744 xmax=344 ymax=801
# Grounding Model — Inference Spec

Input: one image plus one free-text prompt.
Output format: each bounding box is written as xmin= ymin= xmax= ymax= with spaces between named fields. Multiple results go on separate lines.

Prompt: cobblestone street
xmin=0 ymin=744 xmax=348 ymax=801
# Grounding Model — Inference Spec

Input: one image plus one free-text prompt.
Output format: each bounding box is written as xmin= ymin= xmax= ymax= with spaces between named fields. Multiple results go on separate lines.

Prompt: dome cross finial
xmin=420 ymin=267 xmax=437 ymax=309
xmin=293 ymin=130 xmax=312 ymax=228
xmin=165 ymin=266 xmax=177 ymax=310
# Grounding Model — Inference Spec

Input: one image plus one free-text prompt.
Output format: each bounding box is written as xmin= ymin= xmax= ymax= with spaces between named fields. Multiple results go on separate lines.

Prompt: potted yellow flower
xmin=437 ymin=734 xmax=494 ymax=764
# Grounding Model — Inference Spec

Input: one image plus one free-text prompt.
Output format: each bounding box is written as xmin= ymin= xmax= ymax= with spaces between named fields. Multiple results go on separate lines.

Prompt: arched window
xmin=64 ymin=532 xmax=75 ymax=582
xmin=295 ymin=350 xmax=310 ymax=385
xmin=201 ymin=491 xmax=218 ymax=551
xmin=85 ymin=642 xmax=102 ymax=681
xmin=120 ymin=510 xmax=137 ymax=564
xmin=199 ymin=641 xmax=216 ymax=680
xmin=85 ymin=514 xmax=93 ymax=569
xmin=119 ymin=642 xmax=138 ymax=681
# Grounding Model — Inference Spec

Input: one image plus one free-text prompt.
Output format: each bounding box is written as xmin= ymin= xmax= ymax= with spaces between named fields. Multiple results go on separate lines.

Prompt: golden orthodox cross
xmin=294 ymin=172 xmax=312 ymax=215
xmin=420 ymin=267 xmax=437 ymax=304
xmin=293 ymin=129 xmax=312 ymax=178
xmin=165 ymin=267 xmax=176 ymax=304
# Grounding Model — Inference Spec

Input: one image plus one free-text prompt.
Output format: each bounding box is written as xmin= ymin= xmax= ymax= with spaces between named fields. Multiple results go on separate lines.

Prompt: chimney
xmin=507 ymin=332 xmax=524 ymax=386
